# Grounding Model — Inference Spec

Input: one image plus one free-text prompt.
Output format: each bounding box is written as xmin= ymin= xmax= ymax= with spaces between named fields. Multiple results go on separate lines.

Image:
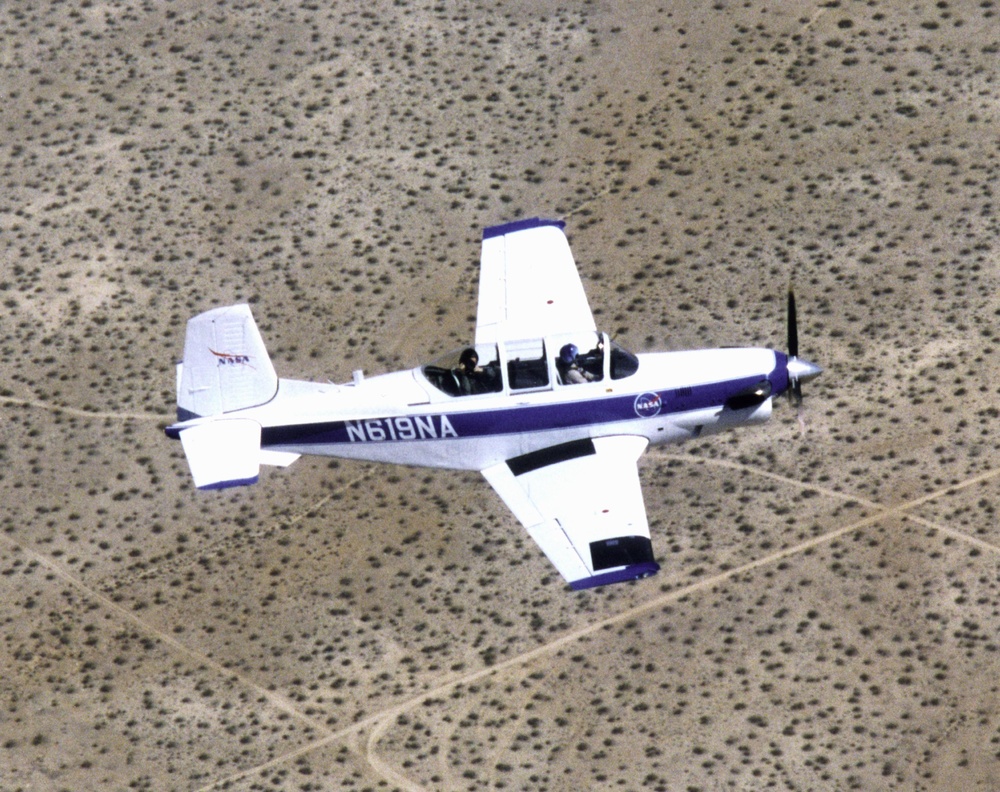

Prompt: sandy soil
xmin=2 ymin=1 xmax=1000 ymax=790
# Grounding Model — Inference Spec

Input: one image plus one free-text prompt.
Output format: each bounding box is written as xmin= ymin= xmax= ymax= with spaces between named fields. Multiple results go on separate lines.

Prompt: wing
xmin=475 ymin=218 xmax=596 ymax=346
xmin=481 ymin=436 xmax=659 ymax=590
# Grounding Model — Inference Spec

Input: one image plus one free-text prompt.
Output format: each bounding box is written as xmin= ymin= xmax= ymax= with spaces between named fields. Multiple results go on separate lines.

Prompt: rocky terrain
xmin=2 ymin=1 xmax=999 ymax=789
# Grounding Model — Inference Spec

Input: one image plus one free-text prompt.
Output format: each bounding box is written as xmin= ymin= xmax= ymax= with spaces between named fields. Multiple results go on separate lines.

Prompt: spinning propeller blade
xmin=785 ymin=285 xmax=821 ymax=406
xmin=787 ymin=288 xmax=798 ymax=359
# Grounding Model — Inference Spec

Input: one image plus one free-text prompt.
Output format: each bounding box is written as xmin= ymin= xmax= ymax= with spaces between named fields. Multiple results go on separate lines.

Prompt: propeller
xmin=787 ymin=287 xmax=799 ymax=359
xmin=785 ymin=285 xmax=822 ymax=406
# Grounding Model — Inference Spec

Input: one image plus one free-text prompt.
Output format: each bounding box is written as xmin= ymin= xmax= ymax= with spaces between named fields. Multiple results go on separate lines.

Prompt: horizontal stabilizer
xmin=179 ymin=419 xmax=261 ymax=490
xmin=259 ymin=450 xmax=301 ymax=468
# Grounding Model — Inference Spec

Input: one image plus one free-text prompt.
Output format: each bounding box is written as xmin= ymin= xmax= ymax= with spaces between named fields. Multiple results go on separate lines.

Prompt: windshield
xmin=610 ymin=341 xmax=639 ymax=379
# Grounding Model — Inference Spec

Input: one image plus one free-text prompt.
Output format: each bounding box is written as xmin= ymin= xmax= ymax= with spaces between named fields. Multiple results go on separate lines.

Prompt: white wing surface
xmin=481 ymin=435 xmax=659 ymax=590
xmin=475 ymin=218 xmax=596 ymax=346
xmin=179 ymin=419 xmax=261 ymax=490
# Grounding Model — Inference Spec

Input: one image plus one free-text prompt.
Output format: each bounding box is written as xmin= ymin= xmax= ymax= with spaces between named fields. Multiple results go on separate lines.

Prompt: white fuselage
xmin=215 ymin=346 xmax=788 ymax=472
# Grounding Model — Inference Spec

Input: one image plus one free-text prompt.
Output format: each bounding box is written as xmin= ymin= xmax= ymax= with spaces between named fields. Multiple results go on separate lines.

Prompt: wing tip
xmin=482 ymin=217 xmax=565 ymax=240
xmin=569 ymin=561 xmax=660 ymax=591
xmin=197 ymin=475 xmax=260 ymax=490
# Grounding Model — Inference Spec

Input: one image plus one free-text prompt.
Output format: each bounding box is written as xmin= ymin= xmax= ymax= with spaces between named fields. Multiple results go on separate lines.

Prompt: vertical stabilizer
xmin=177 ymin=304 xmax=277 ymax=419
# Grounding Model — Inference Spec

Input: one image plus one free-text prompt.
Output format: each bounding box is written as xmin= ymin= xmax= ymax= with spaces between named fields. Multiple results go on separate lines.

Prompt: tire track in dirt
xmin=0 ymin=532 xmax=338 ymax=744
xmin=357 ymin=459 xmax=1000 ymax=789
xmin=106 ymin=466 xmax=375 ymax=592
xmin=0 ymin=397 xmax=369 ymax=752
xmin=12 ymin=396 xmax=1000 ymax=790
xmin=0 ymin=394 xmax=165 ymax=422
xmin=196 ymin=455 xmax=1000 ymax=791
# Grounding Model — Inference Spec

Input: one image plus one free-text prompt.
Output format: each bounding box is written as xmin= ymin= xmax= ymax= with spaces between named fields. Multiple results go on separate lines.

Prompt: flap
xmin=482 ymin=435 xmax=658 ymax=590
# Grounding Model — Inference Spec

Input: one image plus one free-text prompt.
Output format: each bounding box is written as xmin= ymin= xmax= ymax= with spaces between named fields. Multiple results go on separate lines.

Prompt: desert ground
xmin=2 ymin=0 xmax=1000 ymax=789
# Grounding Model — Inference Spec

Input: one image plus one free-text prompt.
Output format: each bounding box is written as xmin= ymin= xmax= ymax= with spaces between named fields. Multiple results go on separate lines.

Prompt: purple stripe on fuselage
xmin=260 ymin=371 xmax=777 ymax=450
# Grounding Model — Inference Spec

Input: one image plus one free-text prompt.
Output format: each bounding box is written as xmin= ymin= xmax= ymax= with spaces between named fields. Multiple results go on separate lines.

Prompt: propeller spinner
xmin=785 ymin=287 xmax=822 ymax=405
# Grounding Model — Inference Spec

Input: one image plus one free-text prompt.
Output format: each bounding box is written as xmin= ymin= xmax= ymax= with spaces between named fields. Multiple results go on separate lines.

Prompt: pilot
xmin=581 ymin=336 xmax=605 ymax=379
xmin=558 ymin=343 xmax=594 ymax=384
xmin=457 ymin=348 xmax=481 ymax=373
xmin=454 ymin=348 xmax=482 ymax=395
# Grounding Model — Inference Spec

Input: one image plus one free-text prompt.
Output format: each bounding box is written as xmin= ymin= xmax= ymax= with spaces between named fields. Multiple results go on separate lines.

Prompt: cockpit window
xmin=422 ymin=336 xmax=636 ymax=394
xmin=610 ymin=341 xmax=639 ymax=380
xmin=506 ymin=338 xmax=549 ymax=391
xmin=422 ymin=345 xmax=503 ymax=397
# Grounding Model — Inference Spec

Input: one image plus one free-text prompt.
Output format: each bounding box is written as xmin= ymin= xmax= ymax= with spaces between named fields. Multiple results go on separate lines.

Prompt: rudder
xmin=177 ymin=304 xmax=277 ymax=419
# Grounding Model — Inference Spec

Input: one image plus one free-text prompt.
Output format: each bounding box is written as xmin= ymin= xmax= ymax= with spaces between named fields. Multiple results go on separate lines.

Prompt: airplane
xmin=165 ymin=218 xmax=821 ymax=590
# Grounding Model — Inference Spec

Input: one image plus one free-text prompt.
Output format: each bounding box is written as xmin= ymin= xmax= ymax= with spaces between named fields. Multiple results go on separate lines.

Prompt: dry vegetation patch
xmin=2 ymin=0 xmax=1000 ymax=789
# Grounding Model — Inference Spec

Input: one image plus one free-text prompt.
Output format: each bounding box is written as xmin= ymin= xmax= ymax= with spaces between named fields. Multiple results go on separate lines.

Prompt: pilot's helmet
xmin=459 ymin=348 xmax=479 ymax=369
xmin=559 ymin=343 xmax=578 ymax=365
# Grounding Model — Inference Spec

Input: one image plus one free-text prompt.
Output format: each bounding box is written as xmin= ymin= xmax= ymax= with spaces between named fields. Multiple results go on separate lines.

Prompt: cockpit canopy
xmin=421 ymin=332 xmax=639 ymax=398
xmin=422 ymin=344 xmax=504 ymax=397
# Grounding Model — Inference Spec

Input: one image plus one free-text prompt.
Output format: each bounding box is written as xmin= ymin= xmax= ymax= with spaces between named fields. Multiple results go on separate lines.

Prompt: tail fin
xmin=176 ymin=304 xmax=277 ymax=420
